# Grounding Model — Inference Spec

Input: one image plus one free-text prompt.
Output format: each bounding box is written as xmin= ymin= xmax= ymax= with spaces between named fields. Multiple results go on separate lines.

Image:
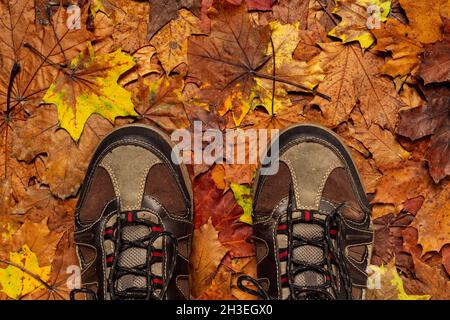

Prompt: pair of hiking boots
xmin=71 ymin=124 xmax=373 ymax=300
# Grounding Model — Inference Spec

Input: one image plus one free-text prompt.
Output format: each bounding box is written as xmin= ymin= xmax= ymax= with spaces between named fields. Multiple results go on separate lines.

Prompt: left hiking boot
xmin=72 ymin=124 xmax=193 ymax=300
xmin=239 ymin=124 xmax=373 ymax=300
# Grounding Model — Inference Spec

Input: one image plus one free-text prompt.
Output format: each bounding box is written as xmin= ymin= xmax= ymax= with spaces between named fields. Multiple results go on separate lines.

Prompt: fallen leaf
xmin=230 ymin=183 xmax=252 ymax=225
xmin=11 ymin=106 xmax=114 ymax=199
xmin=412 ymin=182 xmax=450 ymax=254
xmin=312 ymin=43 xmax=405 ymax=130
xmin=151 ymin=9 xmax=202 ymax=74
xmin=419 ymin=19 xmax=450 ymax=84
xmin=134 ymin=76 xmax=191 ymax=132
xmin=0 ymin=245 xmax=51 ymax=299
xmin=190 ymin=218 xmax=228 ymax=297
xmin=398 ymin=0 xmax=448 ymax=44
xmin=354 ymin=122 xmax=410 ymax=169
xmin=329 ymin=0 xmax=391 ymax=49
xmin=147 ymin=0 xmax=201 ymax=40
xmin=43 ymin=44 xmax=136 ymax=141
xmin=372 ymin=19 xmax=423 ymax=77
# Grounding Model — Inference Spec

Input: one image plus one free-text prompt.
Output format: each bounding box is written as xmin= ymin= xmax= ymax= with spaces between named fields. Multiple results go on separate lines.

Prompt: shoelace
xmin=71 ymin=199 xmax=178 ymax=300
xmin=238 ymin=185 xmax=353 ymax=300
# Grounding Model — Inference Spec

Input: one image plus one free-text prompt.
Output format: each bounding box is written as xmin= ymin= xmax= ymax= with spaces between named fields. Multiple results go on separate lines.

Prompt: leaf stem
xmin=0 ymin=258 xmax=54 ymax=292
xmin=253 ymin=72 xmax=332 ymax=101
xmin=6 ymin=63 xmax=20 ymax=116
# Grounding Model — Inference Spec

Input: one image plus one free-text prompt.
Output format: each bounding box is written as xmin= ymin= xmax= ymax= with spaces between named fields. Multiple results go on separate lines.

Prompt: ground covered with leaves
xmin=0 ymin=0 xmax=449 ymax=300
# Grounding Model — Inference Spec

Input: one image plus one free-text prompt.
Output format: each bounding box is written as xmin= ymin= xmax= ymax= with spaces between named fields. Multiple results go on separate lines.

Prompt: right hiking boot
xmin=72 ymin=124 xmax=193 ymax=300
xmin=239 ymin=124 xmax=373 ymax=300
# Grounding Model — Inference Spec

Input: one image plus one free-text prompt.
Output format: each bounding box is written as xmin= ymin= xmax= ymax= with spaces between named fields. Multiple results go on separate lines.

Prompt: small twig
xmin=270 ymin=36 xmax=276 ymax=116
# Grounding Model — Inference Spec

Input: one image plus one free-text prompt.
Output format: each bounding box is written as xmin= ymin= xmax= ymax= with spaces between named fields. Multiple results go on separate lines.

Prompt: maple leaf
xmin=134 ymin=76 xmax=191 ymax=132
xmin=43 ymin=44 xmax=136 ymax=141
xmin=226 ymin=0 xmax=273 ymax=10
xmin=147 ymin=0 xmax=201 ymax=41
xmin=397 ymin=85 xmax=450 ymax=183
xmin=419 ymin=19 xmax=450 ymax=84
xmin=311 ymin=43 xmax=405 ymax=130
xmin=372 ymin=161 xmax=438 ymax=208
xmin=354 ymin=121 xmax=410 ymax=169
xmin=194 ymin=170 xmax=254 ymax=257
xmin=372 ymin=19 xmax=423 ymax=78
xmin=188 ymin=4 xmax=326 ymax=125
xmin=412 ymin=182 xmax=450 ymax=254
xmin=366 ymin=262 xmax=431 ymax=300
xmin=0 ymin=218 xmax=64 ymax=299
xmin=230 ymin=183 xmax=252 ymax=225
xmin=190 ymin=218 xmax=228 ymax=297
xmin=403 ymin=255 xmax=450 ymax=300
xmin=329 ymin=0 xmax=391 ymax=49
xmin=398 ymin=0 xmax=449 ymax=44
xmin=11 ymin=105 xmax=114 ymax=199
xmin=150 ymin=9 xmax=202 ymax=74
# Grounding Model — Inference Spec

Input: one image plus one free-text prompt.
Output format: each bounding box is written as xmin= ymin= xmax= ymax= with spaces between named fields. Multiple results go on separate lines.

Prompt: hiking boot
xmin=239 ymin=124 xmax=373 ymax=300
xmin=72 ymin=124 xmax=193 ymax=300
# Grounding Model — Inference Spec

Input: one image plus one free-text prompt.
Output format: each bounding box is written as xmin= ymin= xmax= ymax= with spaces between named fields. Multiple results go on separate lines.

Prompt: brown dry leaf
xmin=419 ymin=19 xmax=450 ymax=84
xmin=366 ymin=262 xmax=431 ymax=300
xmin=399 ymin=0 xmax=449 ymax=44
xmin=5 ymin=218 xmax=64 ymax=268
xmin=372 ymin=161 xmax=438 ymax=208
xmin=190 ymin=218 xmax=228 ymax=297
xmin=11 ymin=106 xmax=114 ymax=199
xmin=147 ymin=0 xmax=201 ymax=40
xmin=312 ymin=43 xmax=405 ymax=130
xmin=119 ymin=46 xmax=162 ymax=85
xmin=133 ymin=76 xmax=191 ymax=132
xmin=402 ymin=255 xmax=450 ymax=300
xmin=150 ymin=9 xmax=202 ymax=74
xmin=197 ymin=264 xmax=236 ymax=300
xmin=354 ymin=122 xmax=410 ymax=170
xmin=372 ymin=19 xmax=423 ymax=78
xmin=412 ymin=182 xmax=450 ymax=254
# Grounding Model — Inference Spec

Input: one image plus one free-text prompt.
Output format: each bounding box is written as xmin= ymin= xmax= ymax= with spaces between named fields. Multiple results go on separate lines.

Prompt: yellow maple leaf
xmin=0 ymin=245 xmax=51 ymax=300
xmin=43 ymin=44 xmax=137 ymax=141
xmin=329 ymin=0 xmax=391 ymax=49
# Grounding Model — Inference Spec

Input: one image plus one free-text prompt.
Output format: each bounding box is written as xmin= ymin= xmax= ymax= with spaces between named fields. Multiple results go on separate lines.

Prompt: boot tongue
xmin=105 ymin=211 xmax=163 ymax=297
xmin=291 ymin=222 xmax=325 ymax=288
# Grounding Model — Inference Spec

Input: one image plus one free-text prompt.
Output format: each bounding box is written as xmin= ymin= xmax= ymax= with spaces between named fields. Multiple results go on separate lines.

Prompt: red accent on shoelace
xmin=152 ymin=251 xmax=163 ymax=257
xmin=278 ymin=250 xmax=288 ymax=259
xmin=127 ymin=212 xmax=133 ymax=222
xmin=281 ymin=276 xmax=289 ymax=283
xmin=329 ymin=229 xmax=337 ymax=236
xmin=104 ymin=228 xmax=114 ymax=235
xmin=277 ymin=224 xmax=287 ymax=231
xmin=151 ymin=226 xmax=163 ymax=232
xmin=152 ymin=278 xmax=164 ymax=285
xmin=304 ymin=210 xmax=311 ymax=221
xmin=325 ymin=275 xmax=331 ymax=281
xmin=106 ymin=256 xmax=114 ymax=264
